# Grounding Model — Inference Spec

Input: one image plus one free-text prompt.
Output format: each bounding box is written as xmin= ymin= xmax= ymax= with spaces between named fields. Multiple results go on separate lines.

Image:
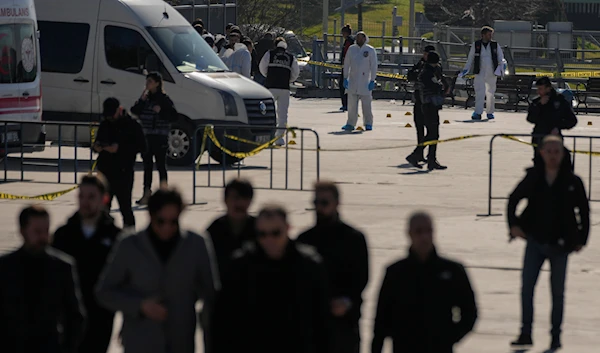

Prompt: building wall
xmin=565 ymin=1 xmax=600 ymax=29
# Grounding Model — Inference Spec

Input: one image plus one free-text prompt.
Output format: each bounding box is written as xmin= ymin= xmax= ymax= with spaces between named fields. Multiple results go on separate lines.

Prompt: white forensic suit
xmin=463 ymin=40 xmax=504 ymax=116
xmin=229 ymin=43 xmax=252 ymax=78
xmin=343 ymin=33 xmax=378 ymax=128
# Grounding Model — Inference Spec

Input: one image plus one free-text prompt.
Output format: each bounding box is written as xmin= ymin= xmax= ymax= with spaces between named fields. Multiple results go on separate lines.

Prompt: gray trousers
xmin=346 ymin=93 xmax=373 ymax=127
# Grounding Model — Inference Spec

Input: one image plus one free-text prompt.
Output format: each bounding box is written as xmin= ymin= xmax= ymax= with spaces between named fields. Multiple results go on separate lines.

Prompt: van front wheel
xmin=166 ymin=118 xmax=197 ymax=167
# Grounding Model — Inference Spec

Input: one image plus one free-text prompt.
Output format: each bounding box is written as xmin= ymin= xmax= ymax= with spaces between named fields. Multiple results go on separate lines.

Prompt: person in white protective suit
xmin=342 ymin=31 xmax=378 ymax=131
xmin=229 ymin=39 xmax=253 ymax=78
xmin=461 ymin=26 xmax=504 ymax=120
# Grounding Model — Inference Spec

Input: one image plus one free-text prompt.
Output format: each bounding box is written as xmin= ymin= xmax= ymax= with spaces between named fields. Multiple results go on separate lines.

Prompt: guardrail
xmin=190 ymin=124 xmax=321 ymax=204
xmin=482 ymin=133 xmax=600 ymax=217
xmin=1 ymin=120 xmax=97 ymax=184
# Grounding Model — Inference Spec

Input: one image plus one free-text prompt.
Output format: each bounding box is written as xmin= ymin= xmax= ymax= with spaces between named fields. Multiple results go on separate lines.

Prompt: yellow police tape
xmin=301 ymin=59 xmax=600 ymax=80
xmin=0 ymin=126 xmax=98 ymax=201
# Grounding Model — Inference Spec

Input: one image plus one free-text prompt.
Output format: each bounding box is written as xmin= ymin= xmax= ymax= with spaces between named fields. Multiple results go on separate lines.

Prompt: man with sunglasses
xmin=206 ymin=178 xmax=256 ymax=280
xmin=297 ymin=181 xmax=368 ymax=353
xmin=96 ymin=188 xmax=217 ymax=353
xmin=212 ymin=205 xmax=331 ymax=353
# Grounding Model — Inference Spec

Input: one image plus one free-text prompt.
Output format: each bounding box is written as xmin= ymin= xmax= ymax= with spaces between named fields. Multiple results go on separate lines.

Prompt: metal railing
xmin=191 ymin=125 xmax=321 ymax=204
xmin=1 ymin=121 xmax=97 ymax=185
xmin=482 ymin=133 xmax=600 ymax=217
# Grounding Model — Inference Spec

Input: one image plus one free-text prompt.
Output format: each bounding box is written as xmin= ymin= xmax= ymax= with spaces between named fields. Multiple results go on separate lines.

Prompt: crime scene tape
xmin=500 ymin=135 xmax=600 ymax=156
xmin=301 ymin=59 xmax=406 ymax=80
xmin=0 ymin=125 xmax=99 ymax=201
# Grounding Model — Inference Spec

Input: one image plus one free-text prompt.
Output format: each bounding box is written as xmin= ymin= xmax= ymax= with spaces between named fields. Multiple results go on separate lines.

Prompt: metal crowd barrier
xmin=191 ymin=124 xmax=321 ymax=204
xmin=483 ymin=133 xmax=600 ymax=217
xmin=1 ymin=120 xmax=97 ymax=184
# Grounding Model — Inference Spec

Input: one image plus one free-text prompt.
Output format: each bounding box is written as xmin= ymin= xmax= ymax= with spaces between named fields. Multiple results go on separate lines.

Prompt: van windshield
xmin=147 ymin=26 xmax=228 ymax=73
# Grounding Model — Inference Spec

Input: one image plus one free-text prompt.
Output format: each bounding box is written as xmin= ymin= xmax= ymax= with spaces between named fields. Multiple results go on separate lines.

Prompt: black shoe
xmin=510 ymin=334 xmax=533 ymax=348
xmin=419 ymin=157 xmax=427 ymax=163
xmin=406 ymin=154 xmax=423 ymax=169
xmin=428 ymin=160 xmax=448 ymax=170
xmin=551 ymin=336 xmax=562 ymax=350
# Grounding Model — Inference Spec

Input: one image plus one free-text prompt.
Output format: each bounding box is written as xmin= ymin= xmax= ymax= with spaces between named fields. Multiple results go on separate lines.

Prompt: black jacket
xmin=507 ymin=165 xmax=590 ymax=251
xmin=527 ymin=89 xmax=577 ymax=144
xmin=372 ymin=249 xmax=477 ymax=353
xmin=418 ymin=64 xmax=447 ymax=107
xmin=212 ymin=241 xmax=331 ymax=353
xmin=407 ymin=59 xmax=426 ymax=83
xmin=255 ymin=38 xmax=275 ymax=65
xmin=131 ymin=91 xmax=177 ymax=136
xmin=206 ymin=215 xmax=257 ymax=279
xmin=341 ymin=36 xmax=355 ymax=64
xmin=0 ymin=247 xmax=86 ymax=353
xmin=52 ymin=212 xmax=121 ymax=318
xmin=296 ymin=219 xmax=369 ymax=324
xmin=94 ymin=112 xmax=146 ymax=176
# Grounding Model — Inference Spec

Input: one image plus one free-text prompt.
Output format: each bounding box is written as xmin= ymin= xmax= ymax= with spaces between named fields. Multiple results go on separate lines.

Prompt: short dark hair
xmin=226 ymin=23 xmax=235 ymax=30
xmin=148 ymin=187 xmax=185 ymax=215
xmin=192 ymin=18 xmax=204 ymax=27
xmin=426 ymin=51 xmax=440 ymax=64
xmin=481 ymin=26 xmax=494 ymax=34
xmin=257 ymin=204 xmax=287 ymax=223
xmin=19 ymin=205 xmax=49 ymax=229
xmin=536 ymin=76 xmax=552 ymax=88
xmin=408 ymin=211 xmax=433 ymax=232
xmin=102 ymin=97 xmax=120 ymax=118
xmin=263 ymin=33 xmax=273 ymax=40
xmin=194 ymin=24 xmax=204 ymax=35
xmin=80 ymin=173 xmax=109 ymax=195
xmin=314 ymin=181 xmax=340 ymax=201
xmin=341 ymin=24 xmax=352 ymax=34
xmin=424 ymin=45 xmax=436 ymax=53
xmin=224 ymin=178 xmax=254 ymax=199
xmin=242 ymin=38 xmax=253 ymax=47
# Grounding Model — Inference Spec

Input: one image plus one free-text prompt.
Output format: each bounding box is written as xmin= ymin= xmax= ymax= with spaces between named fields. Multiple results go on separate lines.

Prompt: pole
xmin=340 ymin=0 xmax=345 ymax=35
xmin=323 ymin=0 xmax=329 ymax=37
xmin=408 ymin=0 xmax=415 ymax=53
xmin=357 ymin=3 xmax=363 ymax=31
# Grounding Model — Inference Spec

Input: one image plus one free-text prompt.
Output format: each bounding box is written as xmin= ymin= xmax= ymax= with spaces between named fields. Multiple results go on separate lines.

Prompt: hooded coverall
xmin=343 ymin=32 xmax=378 ymax=128
xmin=463 ymin=41 xmax=504 ymax=116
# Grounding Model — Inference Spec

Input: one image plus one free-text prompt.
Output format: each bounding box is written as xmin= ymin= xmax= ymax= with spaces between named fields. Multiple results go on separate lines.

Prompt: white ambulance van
xmin=36 ymin=0 xmax=276 ymax=166
xmin=0 ymin=0 xmax=44 ymax=158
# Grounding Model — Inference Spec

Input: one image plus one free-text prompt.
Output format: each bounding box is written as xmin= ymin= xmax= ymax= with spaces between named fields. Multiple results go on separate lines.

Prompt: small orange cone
xmin=588 ymin=121 xmax=593 ymax=126
xmin=405 ymin=112 xmax=412 ymax=116
xmin=405 ymin=123 xmax=412 ymax=128
xmin=386 ymin=113 xmax=392 ymax=118
xmin=356 ymin=126 xmax=364 ymax=131
xmin=443 ymin=120 xmax=450 ymax=124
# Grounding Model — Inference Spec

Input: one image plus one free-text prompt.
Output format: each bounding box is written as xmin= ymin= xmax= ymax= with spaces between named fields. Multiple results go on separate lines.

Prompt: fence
xmin=482 ymin=133 xmax=600 ymax=217
xmin=1 ymin=121 xmax=97 ymax=185
xmin=191 ymin=125 xmax=321 ymax=204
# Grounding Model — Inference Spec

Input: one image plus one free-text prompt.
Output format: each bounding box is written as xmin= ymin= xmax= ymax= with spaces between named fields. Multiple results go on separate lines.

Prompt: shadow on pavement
xmin=328 ymin=131 xmax=364 ymax=135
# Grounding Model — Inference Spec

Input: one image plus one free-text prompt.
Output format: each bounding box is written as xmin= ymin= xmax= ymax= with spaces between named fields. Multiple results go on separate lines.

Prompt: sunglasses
xmin=257 ymin=229 xmax=283 ymax=238
xmin=156 ymin=217 xmax=178 ymax=226
xmin=313 ymin=199 xmax=332 ymax=207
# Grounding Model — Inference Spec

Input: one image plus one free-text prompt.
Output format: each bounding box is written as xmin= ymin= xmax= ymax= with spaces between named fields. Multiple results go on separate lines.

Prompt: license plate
xmin=255 ymin=135 xmax=271 ymax=144
xmin=0 ymin=131 xmax=19 ymax=143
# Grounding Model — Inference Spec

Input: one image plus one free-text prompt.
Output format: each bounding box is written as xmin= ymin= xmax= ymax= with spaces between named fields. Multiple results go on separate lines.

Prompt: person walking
xmin=297 ymin=181 xmax=369 ymax=353
xmin=230 ymin=38 xmax=253 ymax=78
xmin=52 ymin=174 xmax=121 ymax=353
xmin=259 ymin=37 xmax=300 ymax=146
xmin=253 ymin=33 xmax=274 ymax=85
xmin=96 ymin=187 xmax=218 ymax=353
xmin=526 ymin=76 xmax=577 ymax=170
xmin=341 ymin=31 xmax=378 ymax=132
xmin=131 ymin=72 xmax=177 ymax=206
xmin=417 ymin=51 xmax=448 ymax=170
xmin=371 ymin=211 xmax=478 ymax=353
xmin=94 ymin=98 xmax=146 ymax=228
xmin=461 ymin=26 xmax=504 ymax=120
xmin=211 ymin=205 xmax=331 ymax=353
xmin=507 ymin=135 xmax=589 ymax=351
xmin=339 ymin=24 xmax=355 ymax=112
xmin=0 ymin=205 xmax=86 ymax=353
xmin=405 ymin=45 xmax=436 ymax=167
xmin=206 ymin=178 xmax=257 ymax=278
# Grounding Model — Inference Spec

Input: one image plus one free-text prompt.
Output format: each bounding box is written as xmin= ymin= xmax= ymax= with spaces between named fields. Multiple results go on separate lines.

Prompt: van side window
xmin=104 ymin=26 xmax=173 ymax=82
xmin=38 ymin=21 xmax=89 ymax=74
xmin=0 ymin=23 xmax=38 ymax=83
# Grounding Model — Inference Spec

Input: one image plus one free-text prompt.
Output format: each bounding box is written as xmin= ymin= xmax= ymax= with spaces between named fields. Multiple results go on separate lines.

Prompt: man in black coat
xmin=372 ymin=211 xmax=477 ymax=353
xmin=212 ymin=205 xmax=331 ymax=353
xmin=206 ymin=178 xmax=257 ymax=279
xmin=527 ymin=76 xmax=577 ymax=170
xmin=0 ymin=205 xmax=86 ymax=353
xmin=94 ymin=97 xmax=146 ymax=228
xmin=297 ymin=181 xmax=368 ymax=353
xmin=507 ymin=135 xmax=589 ymax=350
xmin=53 ymin=174 xmax=121 ymax=353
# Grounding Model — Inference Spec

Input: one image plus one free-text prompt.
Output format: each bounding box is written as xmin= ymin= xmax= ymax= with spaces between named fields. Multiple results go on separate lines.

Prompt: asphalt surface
xmin=1 ymin=98 xmax=599 ymax=352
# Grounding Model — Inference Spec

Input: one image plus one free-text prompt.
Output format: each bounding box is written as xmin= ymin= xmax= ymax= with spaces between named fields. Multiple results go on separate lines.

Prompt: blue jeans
xmin=521 ymin=239 xmax=569 ymax=337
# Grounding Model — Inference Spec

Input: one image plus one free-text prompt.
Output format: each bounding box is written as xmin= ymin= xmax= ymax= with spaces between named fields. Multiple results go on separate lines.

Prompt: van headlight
xmin=218 ymin=90 xmax=238 ymax=116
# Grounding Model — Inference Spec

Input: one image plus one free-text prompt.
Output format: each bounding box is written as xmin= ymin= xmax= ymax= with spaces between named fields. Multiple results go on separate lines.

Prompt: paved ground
xmin=1 ymin=98 xmax=600 ymax=353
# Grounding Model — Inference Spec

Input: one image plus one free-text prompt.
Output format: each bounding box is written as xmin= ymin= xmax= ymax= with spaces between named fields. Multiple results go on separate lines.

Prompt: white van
xmin=0 ymin=0 xmax=45 ymax=158
xmin=35 ymin=0 xmax=276 ymax=165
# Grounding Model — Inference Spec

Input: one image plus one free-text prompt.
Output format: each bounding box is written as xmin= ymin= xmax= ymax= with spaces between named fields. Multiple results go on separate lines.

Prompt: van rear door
xmin=15 ymin=20 xmax=40 ymax=122
xmin=0 ymin=16 xmax=19 ymax=121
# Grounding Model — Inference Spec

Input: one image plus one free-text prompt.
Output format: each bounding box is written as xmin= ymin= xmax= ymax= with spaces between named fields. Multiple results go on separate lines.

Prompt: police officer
xmin=94 ymin=97 xmax=146 ymax=228
xmin=461 ymin=26 xmax=504 ymax=120
xmin=406 ymin=45 xmax=436 ymax=166
xmin=259 ymin=37 xmax=300 ymax=146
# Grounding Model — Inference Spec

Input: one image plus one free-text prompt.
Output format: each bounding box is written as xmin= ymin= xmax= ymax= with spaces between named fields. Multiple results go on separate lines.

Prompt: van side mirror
xmin=144 ymin=54 xmax=159 ymax=73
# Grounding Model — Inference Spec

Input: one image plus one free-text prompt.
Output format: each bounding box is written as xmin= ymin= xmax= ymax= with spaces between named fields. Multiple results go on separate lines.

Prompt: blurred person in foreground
xmin=297 ymin=181 xmax=368 ymax=353
xmin=53 ymin=174 xmax=121 ymax=353
xmin=372 ymin=211 xmax=477 ymax=353
xmin=507 ymin=135 xmax=589 ymax=351
xmin=0 ymin=205 xmax=85 ymax=353
xmin=96 ymin=188 xmax=218 ymax=353
xmin=212 ymin=205 xmax=331 ymax=353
